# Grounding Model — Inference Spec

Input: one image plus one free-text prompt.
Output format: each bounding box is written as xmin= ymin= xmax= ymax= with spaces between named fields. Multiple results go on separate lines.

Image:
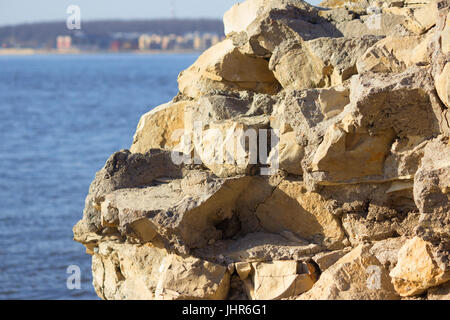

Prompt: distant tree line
xmin=0 ymin=19 xmax=224 ymax=48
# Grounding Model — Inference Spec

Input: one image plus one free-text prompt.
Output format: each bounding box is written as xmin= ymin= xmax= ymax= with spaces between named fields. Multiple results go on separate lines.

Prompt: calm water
xmin=0 ymin=53 xmax=198 ymax=299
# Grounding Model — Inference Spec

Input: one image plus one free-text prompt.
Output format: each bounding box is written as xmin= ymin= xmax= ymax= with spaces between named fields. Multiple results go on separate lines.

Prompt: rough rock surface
xmin=74 ymin=0 xmax=450 ymax=300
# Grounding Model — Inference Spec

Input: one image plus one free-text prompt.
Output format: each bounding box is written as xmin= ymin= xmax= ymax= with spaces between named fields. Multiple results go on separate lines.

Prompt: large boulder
xmin=299 ymin=244 xmax=400 ymax=300
xmin=356 ymin=34 xmax=431 ymax=74
xmin=242 ymin=260 xmax=317 ymax=300
xmin=98 ymin=170 xmax=251 ymax=253
xmin=390 ymin=237 xmax=450 ymax=297
xmin=269 ymin=35 xmax=381 ymax=90
xmin=155 ymin=254 xmax=230 ymax=300
xmin=130 ymin=101 xmax=189 ymax=154
xmin=309 ymin=66 xmax=442 ymax=185
xmin=178 ymin=39 xmax=280 ymax=98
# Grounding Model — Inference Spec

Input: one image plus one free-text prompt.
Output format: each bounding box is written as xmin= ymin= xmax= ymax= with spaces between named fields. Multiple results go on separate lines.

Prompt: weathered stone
xmin=155 ymin=253 xmax=230 ymax=300
xmin=73 ymin=149 xmax=183 ymax=245
xmin=275 ymin=130 xmax=304 ymax=175
xmin=342 ymin=205 xmax=419 ymax=245
xmin=235 ymin=262 xmax=252 ymax=280
xmin=390 ymin=237 xmax=450 ymax=297
xmin=309 ymin=66 xmax=442 ymax=185
xmin=244 ymin=260 xmax=316 ymax=300
xmin=232 ymin=0 xmax=337 ymax=55
xmin=369 ymin=237 xmax=407 ymax=272
xmin=413 ymin=137 xmax=450 ymax=268
xmin=178 ymin=39 xmax=280 ymax=98
xmin=99 ymin=171 xmax=251 ymax=253
xmin=333 ymin=13 xmax=411 ymax=38
xmin=269 ymin=40 xmax=327 ymax=90
xmin=193 ymin=232 xmax=323 ymax=265
xmin=317 ymin=86 xmax=350 ymax=119
xmin=357 ymin=35 xmax=430 ymax=74
xmin=435 ymin=62 xmax=449 ymax=108
xmin=306 ymin=35 xmax=382 ymax=86
xmin=92 ymin=241 xmax=169 ymax=300
xmin=130 ymin=101 xmax=189 ymax=154
xmin=268 ymin=35 xmax=380 ymax=90
xmin=255 ymin=179 xmax=347 ymax=250
xmin=319 ymin=0 xmax=369 ymax=9
xmin=311 ymin=123 xmax=396 ymax=182
xmin=223 ymin=0 xmax=265 ymax=36
xmin=74 ymin=0 xmax=450 ymax=301
xmin=318 ymin=182 xmax=420 ymax=245
xmin=299 ymin=244 xmax=400 ymax=300
xmin=191 ymin=116 xmax=270 ymax=178
xmin=312 ymin=247 xmax=352 ymax=271
xmin=384 ymin=1 xmax=439 ymax=34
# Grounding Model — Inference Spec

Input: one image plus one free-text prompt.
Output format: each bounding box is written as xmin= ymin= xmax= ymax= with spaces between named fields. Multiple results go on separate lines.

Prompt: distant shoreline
xmin=0 ymin=48 xmax=203 ymax=56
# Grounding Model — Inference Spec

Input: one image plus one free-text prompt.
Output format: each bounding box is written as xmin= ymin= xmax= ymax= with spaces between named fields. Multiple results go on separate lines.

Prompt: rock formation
xmin=74 ymin=0 xmax=449 ymax=300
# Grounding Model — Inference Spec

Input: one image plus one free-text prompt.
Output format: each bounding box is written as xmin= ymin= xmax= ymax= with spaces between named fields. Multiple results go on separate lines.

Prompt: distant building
xmin=110 ymin=40 xmax=121 ymax=52
xmin=56 ymin=36 xmax=72 ymax=50
xmin=139 ymin=34 xmax=163 ymax=50
xmin=122 ymin=32 xmax=222 ymax=52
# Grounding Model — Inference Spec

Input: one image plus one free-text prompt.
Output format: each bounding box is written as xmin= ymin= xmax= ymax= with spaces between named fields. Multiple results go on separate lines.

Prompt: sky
xmin=0 ymin=0 xmax=322 ymax=27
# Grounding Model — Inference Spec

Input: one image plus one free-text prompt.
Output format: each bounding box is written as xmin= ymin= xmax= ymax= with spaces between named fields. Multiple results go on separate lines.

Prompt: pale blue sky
xmin=0 ymin=0 xmax=322 ymax=27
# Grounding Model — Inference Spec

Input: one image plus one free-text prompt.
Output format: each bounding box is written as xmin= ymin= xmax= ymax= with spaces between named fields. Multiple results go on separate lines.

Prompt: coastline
xmin=0 ymin=48 xmax=203 ymax=56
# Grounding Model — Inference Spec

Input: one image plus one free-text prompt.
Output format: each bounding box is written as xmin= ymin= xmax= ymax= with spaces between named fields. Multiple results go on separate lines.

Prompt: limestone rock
xmin=385 ymin=1 xmax=439 ymax=35
xmin=275 ymin=130 xmax=304 ymax=175
xmin=74 ymin=0 xmax=450 ymax=301
xmin=306 ymin=35 xmax=382 ymax=86
xmin=73 ymin=149 xmax=183 ymax=242
xmin=99 ymin=171 xmax=251 ymax=252
xmin=235 ymin=262 xmax=252 ymax=280
xmin=223 ymin=0 xmax=265 ymax=36
xmin=413 ymin=137 xmax=450 ymax=269
xmin=390 ymin=237 xmax=450 ymax=297
xmin=333 ymin=13 xmax=410 ymax=38
xmin=255 ymin=179 xmax=347 ymax=250
xmin=269 ymin=35 xmax=381 ymax=90
xmin=317 ymin=182 xmax=420 ymax=246
xmin=244 ymin=260 xmax=317 ymax=300
xmin=92 ymin=241 xmax=169 ymax=300
xmin=370 ymin=237 xmax=407 ymax=272
xmin=317 ymin=86 xmax=350 ymax=119
xmin=299 ymin=244 xmax=400 ymax=300
xmin=312 ymin=248 xmax=352 ymax=271
xmin=178 ymin=39 xmax=280 ymax=98
xmin=357 ymin=35 xmax=431 ymax=74
xmin=130 ymin=100 xmax=189 ymax=154
xmin=310 ymin=66 xmax=442 ymax=185
xmin=193 ymin=232 xmax=323 ymax=264
xmin=269 ymin=41 xmax=327 ymax=90
xmin=229 ymin=0 xmax=336 ymax=56
xmin=155 ymin=254 xmax=230 ymax=300
xmin=435 ymin=62 xmax=449 ymax=108
xmin=191 ymin=116 xmax=270 ymax=178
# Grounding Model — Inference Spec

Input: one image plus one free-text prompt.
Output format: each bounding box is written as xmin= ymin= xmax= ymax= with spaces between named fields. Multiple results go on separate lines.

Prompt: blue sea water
xmin=0 ymin=53 xmax=198 ymax=300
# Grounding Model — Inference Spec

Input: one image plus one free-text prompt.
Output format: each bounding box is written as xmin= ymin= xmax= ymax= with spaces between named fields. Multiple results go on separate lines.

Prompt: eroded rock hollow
xmin=74 ymin=0 xmax=450 ymax=300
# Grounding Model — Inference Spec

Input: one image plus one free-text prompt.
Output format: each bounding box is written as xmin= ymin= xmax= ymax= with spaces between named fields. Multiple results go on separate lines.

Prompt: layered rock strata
xmin=74 ymin=0 xmax=449 ymax=300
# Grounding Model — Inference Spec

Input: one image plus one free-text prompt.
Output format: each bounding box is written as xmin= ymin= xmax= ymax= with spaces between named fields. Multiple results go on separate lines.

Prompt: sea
xmin=0 ymin=53 xmax=198 ymax=299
